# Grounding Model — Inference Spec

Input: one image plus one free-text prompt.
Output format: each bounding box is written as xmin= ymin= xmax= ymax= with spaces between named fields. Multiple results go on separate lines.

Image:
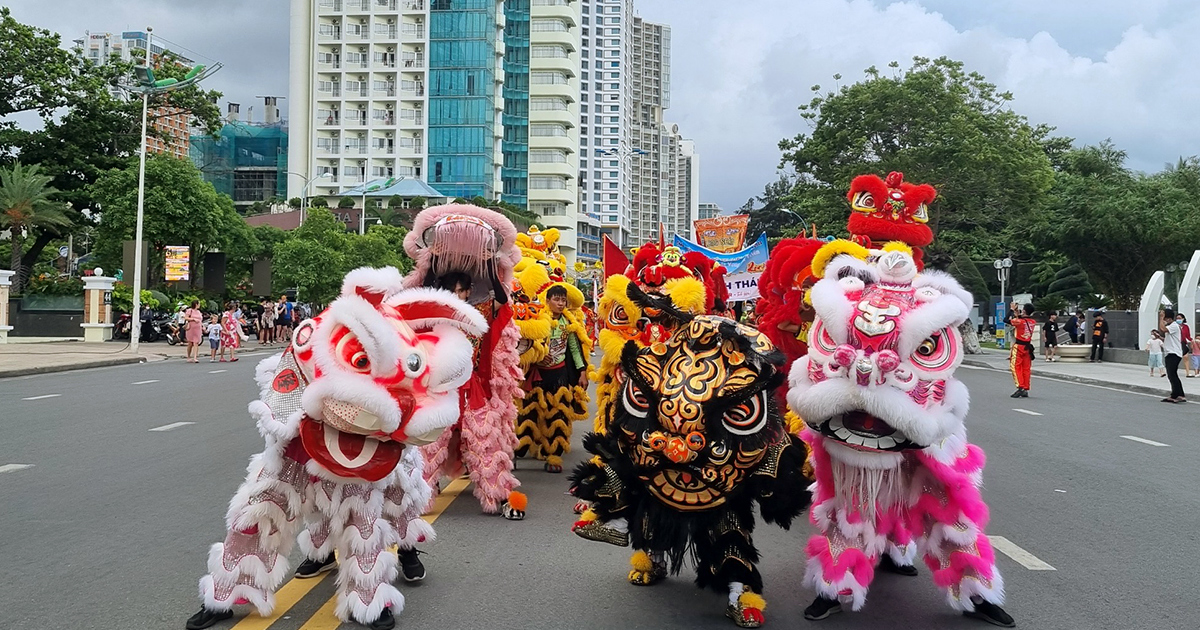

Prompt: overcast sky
xmin=8 ymin=0 xmax=1199 ymax=215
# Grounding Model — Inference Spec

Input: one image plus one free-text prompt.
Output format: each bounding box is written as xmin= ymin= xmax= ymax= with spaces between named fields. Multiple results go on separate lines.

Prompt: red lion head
xmin=846 ymin=172 xmax=936 ymax=254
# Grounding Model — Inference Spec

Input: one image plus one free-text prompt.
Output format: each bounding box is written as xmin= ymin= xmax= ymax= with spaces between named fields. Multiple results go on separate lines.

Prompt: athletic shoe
xmin=294 ymin=554 xmax=336 ymax=578
xmin=185 ymin=607 xmax=233 ymax=630
xmin=878 ymin=554 xmax=918 ymax=576
xmin=358 ymin=606 xmax=395 ymax=630
xmin=803 ymin=595 xmax=842 ymax=620
xmin=1017 ymin=389 xmax=1029 ymax=398
xmin=1010 ymin=389 xmax=1022 ymax=398
xmin=963 ymin=601 xmax=1015 ymax=627
xmin=398 ymin=548 xmax=426 ymax=582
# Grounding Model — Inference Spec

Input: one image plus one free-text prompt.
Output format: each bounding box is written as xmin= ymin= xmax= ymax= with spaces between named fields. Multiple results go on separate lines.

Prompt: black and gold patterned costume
xmin=569 ymin=292 xmax=811 ymax=628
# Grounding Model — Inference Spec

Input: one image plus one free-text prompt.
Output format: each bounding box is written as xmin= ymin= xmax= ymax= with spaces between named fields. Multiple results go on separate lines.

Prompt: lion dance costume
xmin=570 ymin=276 xmax=811 ymax=628
xmin=787 ymin=241 xmax=1015 ymax=627
xmin=187 ymin=268 xmax=485 ymax=630
xmin=403 ymin=204 xmax=527 ymax=518
xmin=511 ymin=226 xmax=593 ymax=473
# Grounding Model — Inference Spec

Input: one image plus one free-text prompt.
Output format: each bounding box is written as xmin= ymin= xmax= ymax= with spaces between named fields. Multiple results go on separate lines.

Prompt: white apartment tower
xmin=288 ymin=0 xmax=432 ymax=200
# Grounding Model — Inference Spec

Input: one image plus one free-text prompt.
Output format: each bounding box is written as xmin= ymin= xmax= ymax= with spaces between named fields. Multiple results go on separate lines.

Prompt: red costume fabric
xmin=1009 ymin=316 xmax=1035 ymax=390
xmin=846 ymin=171 xmax=936 ymax=269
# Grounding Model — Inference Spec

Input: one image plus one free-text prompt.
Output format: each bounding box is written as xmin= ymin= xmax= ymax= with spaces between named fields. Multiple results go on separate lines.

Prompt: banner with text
xmin=693 ymin=214 xmax=750 ymax=253
xmin=165 ymin=245 xmax=190 ymax=282
xmin=672 ymin=233 xmax=769 ymax=303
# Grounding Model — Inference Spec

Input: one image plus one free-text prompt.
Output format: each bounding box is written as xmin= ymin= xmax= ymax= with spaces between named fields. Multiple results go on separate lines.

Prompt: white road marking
xmin=1054 ymin=489 xmax=1067 ymax=493
xmin=0 ymin=464 xmax=34 ymax=474
xmin=988 ymin=536 xmax=1056 ymax=571
xmin=149 ymin=421 xmax=195 ymax=432
xmin=959 ymin=364 xmax=989 ymax=370
xmin=1120 ymin=435 xmax=1169 ymax=447
xmin=132 ymin=379 xmax=160 ymax=385
xmin=208 ymin=370 xmax=227 ymax=374
xmin=1012 ymin=408 xmax=1043 ymax=416
xmin=21 ymin=394 xmax=61 ymax=400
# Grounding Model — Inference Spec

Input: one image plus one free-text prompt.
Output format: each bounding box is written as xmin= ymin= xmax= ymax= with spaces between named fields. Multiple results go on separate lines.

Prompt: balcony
xmin=346 ymin=0 xmax=369 ymax=11
xmin=398 ymin=110 xmax=423 ymax=126
xmin=374 ymin=86 xmax=397 ymax=97
xmin=317 ymin=145 xmax=341 ymax=155
xmin=321 ymin=116 xmax=341 ymax=126
xmin=317 ymin=86 xmax=343 ymax=97
xmin=317 ymin=59 xmax=342 ymax=70
xmin=318 ymin=29 xmax=342 ymax=41
xmin=375 ymin=0 xmax=397 ymax=10
xmin=343 ymin=114 xmax=368 ymax=126
xmin=344 ymin=145 xmax=369 ymax=155
xmin=400 ymin=56 xmax=425 ymax=69
xmin=376 ymin=26 xmax=398 ymax=39
xmin=318 ymin=0 xmax=343 ymax=11
xmin=400 ymin=25 xmax=425 ymax=39
xmin=344 ymin=86 xmax=370 ymax=97
xmin=396 ymin=139 xmax=424 ymax=155
xmin=398 ymin=83 xmax=425 ymax=97
xmin=401 ymin=0 xmax=425 ymax=11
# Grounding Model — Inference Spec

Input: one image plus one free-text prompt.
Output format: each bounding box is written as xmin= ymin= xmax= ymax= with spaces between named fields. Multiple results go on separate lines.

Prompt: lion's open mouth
xmin=817 ymin=410 xmax=916 ymax=452
xmin=648 ymin=468 xmax=727 ymax=510
xmin=299 ymin=416 xmax=404 ymax=482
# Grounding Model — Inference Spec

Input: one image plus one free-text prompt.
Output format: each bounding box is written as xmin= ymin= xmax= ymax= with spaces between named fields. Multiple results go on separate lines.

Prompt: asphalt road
xmin=1 ymin=354 xmax=1196 ymax=630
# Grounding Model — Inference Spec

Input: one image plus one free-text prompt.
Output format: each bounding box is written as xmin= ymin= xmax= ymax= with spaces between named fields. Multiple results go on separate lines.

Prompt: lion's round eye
xmin=350 ymin=351 xmax=371 ymax=372
xmin=405 ymin=353 xmax=423 ymax=375
xmin=686 ymin=431 xmax=706 ymax=450
xmin=917 ymin=337 xmax=939 ymax=357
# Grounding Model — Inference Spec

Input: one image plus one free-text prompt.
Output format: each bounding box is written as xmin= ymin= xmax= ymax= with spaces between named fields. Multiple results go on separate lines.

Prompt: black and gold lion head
xmin=616 ymin=315 xmax=786 ymax=511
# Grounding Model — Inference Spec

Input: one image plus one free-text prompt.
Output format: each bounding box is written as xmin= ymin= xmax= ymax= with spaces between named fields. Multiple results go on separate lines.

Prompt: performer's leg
xmin=192 ymin=450 xmax=308 ymax=628
xmin=330 ymin=485 xmax=404 ymax=629
xmin=694 ymin=509 xmax=768 ymax=628
xmin=1017 ymin=346 xmax=1032 ymax=391
xmin=627 ymin=549 xmax=667 ymax=586
xmin=383 ymin=448 xmax=436 ymax=583
xmin=459 ymin=398 xmax=521 ymax=514
xmin=416 ymin=426 xmax=458 ymax=513
xmin=514 ymin=387 xmax=543 ymax=460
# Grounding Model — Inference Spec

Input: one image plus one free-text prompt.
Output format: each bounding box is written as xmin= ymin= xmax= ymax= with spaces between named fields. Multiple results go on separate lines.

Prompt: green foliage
xmin=387 ymin=194 xmax=405 ymax=209
xmin=947 ymin=252 xmax=988 ymax=305
xmin=1047 ymin=263 xmax=1093 ymax=301
xmin=90 ymin=154 xmax=241 ymax=288
xmin=745 ymin=174 xmax=806 ymax=239
xmin=110 ymin=282 xmax=159 ymax=313
xmin=288 ymin=197 xmax=302 ymax=210
xmin=0 ymin=162 xmax=72 ymax=291
xmin=337 ymin=196 xmax=357 ymax=209
xmin=1034 ymin=295 xmax=1068 ymax=315
xmin=470 ymin=195 xmax=489 ymax=207
xmin=310 ymin=196 xmax=329 ymax=208
xmin=777 ymin=56 xmax=1056 ymax=259
xmin=0 ymin=8 xmax=83 ymax=119
xmin=1082 ymin=294 xmax=1112 ymax=310
xmin=408 ymin=196 xmax=426 ymax=209
xmin=25 ymin=268 xmax=83 ymax=296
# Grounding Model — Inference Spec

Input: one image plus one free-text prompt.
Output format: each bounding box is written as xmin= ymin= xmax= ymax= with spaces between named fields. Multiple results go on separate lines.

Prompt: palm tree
xmin=0 ymin=163 xmax=72 ymax=292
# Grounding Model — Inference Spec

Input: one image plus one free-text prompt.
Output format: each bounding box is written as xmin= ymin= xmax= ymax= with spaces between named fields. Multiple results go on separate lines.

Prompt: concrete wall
xmin=9 ymin=299 xmax=84 ymax=337
xmin=1087 ymin=310 xmax=1139 ymax=349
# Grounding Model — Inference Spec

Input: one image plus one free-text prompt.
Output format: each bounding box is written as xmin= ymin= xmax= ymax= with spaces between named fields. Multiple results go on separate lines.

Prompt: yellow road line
xmin=227 ymin=571 xmax=332 ymax=630
xmin=296 ymin=476 xmax=472 ymax=630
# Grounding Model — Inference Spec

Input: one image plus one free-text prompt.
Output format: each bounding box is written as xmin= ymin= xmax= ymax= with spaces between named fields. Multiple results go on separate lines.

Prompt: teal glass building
xmin=500 ymin=0 xmax=530 ymax=207
xmin=427 ymin=0 xmax=500 ymax=200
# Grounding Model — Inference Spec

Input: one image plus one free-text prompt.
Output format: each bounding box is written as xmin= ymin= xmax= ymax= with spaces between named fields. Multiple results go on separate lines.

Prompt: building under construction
xmin=190 ymin=100 xmax=289 ymax=212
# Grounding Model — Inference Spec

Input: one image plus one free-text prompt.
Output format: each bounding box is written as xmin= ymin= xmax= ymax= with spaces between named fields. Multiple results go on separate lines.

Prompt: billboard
xmin=165 ymin=245 xmax=190 ymax=282
xmin=693 ymin=215 xmax=750 ymax=253
xmin=672 ymin=233 xmax=770 ymax=303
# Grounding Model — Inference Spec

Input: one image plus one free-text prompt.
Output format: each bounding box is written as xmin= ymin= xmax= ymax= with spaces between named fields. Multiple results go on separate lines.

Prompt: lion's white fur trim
xmin=896 ymin=292 xmax=970 ymax=359
xmin=320 ymin=292 xmax=404 ymax=380
xmin=341 ymin=266 xmax=406 ymax=300
xmin=386 ymin=286 xmax=488 ymax=338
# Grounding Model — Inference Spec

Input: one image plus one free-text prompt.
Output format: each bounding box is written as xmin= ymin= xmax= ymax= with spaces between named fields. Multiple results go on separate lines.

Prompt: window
xmin=581 ymin=159 xmax=588 ymax=167
xmin=611 ymin=61 xmax=620 ymax=67
xmin=582 ymin=60 xmax=589 ymax=69
xmin=530 ymin=177 xmax=567 ymax=190
xmin=608 ymin=127 xmax=618 ymax=133
xmin=593 ymin=193 xmax=601 ymax=200
xmin=530 ymin=124 xmax=568 ymax=137
xmin=608 ymin=171 xmax=618 ymax=177
xmin=607 ymin=215 xmax=618 ymax=222
xmin=609 ymin=83 xmax=619 ymax=90
xmin=609 ymin=116 xmax=618 ymax=123
xmin=581 ymin=71 xmax=589 ymax=80
xmin=609 ymin=39 xmax=619 ymax=45
xmin=609 ymin=205 xmax=618 ymax=211
xmin=581 ymin=105 xmax=589 ymax=113
xmin=608 ymin=183 xmax=618 ymax=189
xmin=594 ymin=127 xmax=601 ymax=135
xmin=609 ymin=160 xmax=618 ymax=166
xmin=609 ymin=193 xmax=618 ymax=199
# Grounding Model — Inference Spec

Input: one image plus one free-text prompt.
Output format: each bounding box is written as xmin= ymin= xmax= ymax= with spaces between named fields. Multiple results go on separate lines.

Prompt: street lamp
xmin=993 ymin=257 xmax=1013 ymax=349
xmin=289 ymin=171 xmax=332 ymax=224
xmin=121 ymin=27 xmax=222 ymax=355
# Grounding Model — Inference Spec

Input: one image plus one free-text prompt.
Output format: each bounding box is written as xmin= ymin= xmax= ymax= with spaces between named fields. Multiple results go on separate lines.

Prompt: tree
xmin=387 ymin=194 xmax=405 ymax=209
xmin=1046 ymin=263 xmax=1093 ymax=302
xmin=310 ymin=196 xmax=329 ymax=208
xmin=745 ymin=174 xmax=804 ymax=239
xmin=946 ymin=251 xmax=988 ymax=306
xmin=0 ymin=163 xmax=72 ymax=291
xmin=272 ymin=208 xmax=350 ymax=305
xmin=408 ymin=196 xmax=426 ymax=210
xmin=338 ymin=196 xmax=357 ymax=209
xmin=777 ymin=56 xmax=1057 ymax=260
xmin=0 ymin=8 xmax=83 ymax=120
xmin=288 ymin=197 xmax=302 ymax=210
xmin=91 ymin=154 xmax=240 ymax=287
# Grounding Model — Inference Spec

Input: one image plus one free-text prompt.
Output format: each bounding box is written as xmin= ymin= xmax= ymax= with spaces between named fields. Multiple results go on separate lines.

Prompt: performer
xmin=845 ymin=171 xmax=936 ymax=269
xmin=788 ymin=241 xmax=1014 ymax=627
xmin=1009 ymin=302 xmax=1036 ymax=398
xmin=569 ymin=286 xmax=811 ymax=629
xmin=185 ymin=268 xmax=484 ymax=630
xmin=402 ymin=205 xmax=528 ymax=520
xmin=515 ymin=277 xmax=592 ymax=473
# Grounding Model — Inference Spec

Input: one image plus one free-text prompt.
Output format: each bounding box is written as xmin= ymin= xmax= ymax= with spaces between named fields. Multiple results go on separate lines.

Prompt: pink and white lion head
xmin=787 ymin=241 xmax=973 ymax=455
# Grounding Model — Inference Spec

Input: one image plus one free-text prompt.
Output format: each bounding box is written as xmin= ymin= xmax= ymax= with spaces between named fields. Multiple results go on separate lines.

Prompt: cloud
xmin=636 ymin=0 xmax=1200 ymax=214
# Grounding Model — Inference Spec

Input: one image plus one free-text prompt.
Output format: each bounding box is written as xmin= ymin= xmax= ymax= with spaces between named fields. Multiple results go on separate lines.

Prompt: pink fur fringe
xmin=403 ymin=204 xmax=521 ymax=289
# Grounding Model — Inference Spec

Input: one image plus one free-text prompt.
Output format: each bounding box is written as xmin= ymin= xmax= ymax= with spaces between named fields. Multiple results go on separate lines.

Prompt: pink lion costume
xmin=787 ymin=241 xmax=1015 ymax=627
xmin=186 ymin=267 xmax=486 ymax=630
xmin=402 ymin=204 xmax=527 ymax=519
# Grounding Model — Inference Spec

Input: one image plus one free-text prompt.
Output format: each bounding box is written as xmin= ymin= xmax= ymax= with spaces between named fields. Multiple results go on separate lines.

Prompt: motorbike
xmin=113 ymin=314 xmax=132 ymax=340
xmin=164 ymin=320 xmax=186 ymax=346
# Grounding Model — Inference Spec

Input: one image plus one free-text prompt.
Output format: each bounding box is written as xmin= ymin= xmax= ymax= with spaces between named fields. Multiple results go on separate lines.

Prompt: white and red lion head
xmin=787 ymin=241 xmax=972 ymax=457
xmin=263 ymin=267 xmax=485 ymax=482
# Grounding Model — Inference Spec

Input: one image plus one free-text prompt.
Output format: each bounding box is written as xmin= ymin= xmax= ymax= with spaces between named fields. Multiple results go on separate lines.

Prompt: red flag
xmin=603 ymin=234 xmax=629 ymax=279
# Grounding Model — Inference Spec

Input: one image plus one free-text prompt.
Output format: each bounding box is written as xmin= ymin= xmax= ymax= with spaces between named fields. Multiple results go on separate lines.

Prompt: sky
xmin=8 ymin=0 xmax=1199 ymax=215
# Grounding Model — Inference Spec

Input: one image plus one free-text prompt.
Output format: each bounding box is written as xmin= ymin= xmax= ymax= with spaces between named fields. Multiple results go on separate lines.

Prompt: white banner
xmin=725 ymin=272 xmax=762 ymax=303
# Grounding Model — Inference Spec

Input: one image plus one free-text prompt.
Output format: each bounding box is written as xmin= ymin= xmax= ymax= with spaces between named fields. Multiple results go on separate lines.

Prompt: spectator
xmin=1178 ymin=313 xmax=1195 ymax=377
xmin=1042 ymin=312 xmax=1060 ymax=362
xmin=1190 ymin=333 xmax=1200 ymax=379
xmin=1009 ymin=303 xmax=1036 ymax=398
xmin=1146 ymin=330 xmax=1165 ymax=378
xmin=276 ymin=295 xmax=293 ymax=344
xmin=258 ymin=300 xmax=274 ymax=345
xmin=220 ymin=302 xmax=244 ymax=363
xmin=183 ymin=300 xmax=204 ymax=363
xmin=1160 ymin=309 xmax=1186 ymax=403
xmin=206 ymin=315 xmax=222 ymax=363
xmin=1064 ymin=310 xmax=1082 ymax=344
xmin=1089 ymin=312 xmax=1109 ymax=363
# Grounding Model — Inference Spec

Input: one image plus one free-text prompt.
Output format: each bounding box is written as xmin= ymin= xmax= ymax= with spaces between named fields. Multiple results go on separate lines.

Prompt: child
xmin=206 ymin=315 xmax=223 ymax=363
xmin=1147 ymin=330 xmax=1165 ymax=377
xmin=1189 ymin=334 xmax=1200 ymax=377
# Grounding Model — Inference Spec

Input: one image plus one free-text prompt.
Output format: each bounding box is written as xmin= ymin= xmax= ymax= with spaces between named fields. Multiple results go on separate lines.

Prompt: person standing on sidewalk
xmin=1089 ymin=312 xmax=1109 ymax=362
xmin=183 ymin=300 xmax=204 ymax=363
xmin=1147 ymin=330 xmax=1165 ymax=377
xmin=1009 ymin=303 xmax=1036 ymax=398
xmin=1161 ymin=309 xmax=1186 ymax=403
xmin=1065 ymin=310 xmax=1082 ymax=344
xmin=1177 ymin=314 xmax=1195 ymax=377
xmin=1042 ymin=312 xmax=1060 ymax=362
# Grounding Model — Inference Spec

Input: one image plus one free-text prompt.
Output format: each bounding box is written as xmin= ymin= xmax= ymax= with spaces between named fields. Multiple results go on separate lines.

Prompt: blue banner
xmin=672 ymin=233 xmax=769 ymax=275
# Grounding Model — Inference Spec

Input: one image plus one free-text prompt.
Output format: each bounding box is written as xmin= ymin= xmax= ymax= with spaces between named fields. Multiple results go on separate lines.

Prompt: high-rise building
xmin=698 ymin=202 xmax=722 ymax=220
xmin=288 ymin=0 xmax=432 ymax=200
xmin=190 ymin=102 xmax=290 ymax=212
xmin=665 ymin=135 xmax=698 ymax=241
xmin=76 ymin=31 xmax=196 ymax=160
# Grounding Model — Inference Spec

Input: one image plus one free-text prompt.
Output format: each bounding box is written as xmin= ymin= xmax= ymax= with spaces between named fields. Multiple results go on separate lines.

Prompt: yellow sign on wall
xmin=165 ymin=246 xmax=190 ymax=282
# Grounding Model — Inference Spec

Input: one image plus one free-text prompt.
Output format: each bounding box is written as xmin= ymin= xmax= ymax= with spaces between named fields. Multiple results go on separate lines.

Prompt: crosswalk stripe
xmin=296 ymin=476 xmax=472 ymax=630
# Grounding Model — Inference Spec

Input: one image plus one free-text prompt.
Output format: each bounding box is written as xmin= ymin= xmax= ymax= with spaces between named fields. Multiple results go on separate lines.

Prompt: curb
xmin=0 ymin=355 xmax=153 ymax=379
xmin=962 ymin=358 xmax=1171 ymax=397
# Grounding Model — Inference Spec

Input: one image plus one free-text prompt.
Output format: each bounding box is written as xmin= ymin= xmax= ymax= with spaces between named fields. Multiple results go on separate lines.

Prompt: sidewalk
xmin=0 ymin=341 xmax=176 ymax=378
xmin=964 ymin=349 xmax=1176 ymax=397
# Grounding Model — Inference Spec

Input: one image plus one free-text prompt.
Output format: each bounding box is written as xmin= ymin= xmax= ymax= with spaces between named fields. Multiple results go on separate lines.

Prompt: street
xmin=1 ymin=356 xmax=1196 ymax=630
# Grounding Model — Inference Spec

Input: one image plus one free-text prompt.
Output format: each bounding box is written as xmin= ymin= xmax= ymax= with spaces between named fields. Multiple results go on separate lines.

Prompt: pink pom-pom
xmin=833 ymin=345 xmax=857 ymax=367
xmin=876 ymin=349 xmax=900 ymax=372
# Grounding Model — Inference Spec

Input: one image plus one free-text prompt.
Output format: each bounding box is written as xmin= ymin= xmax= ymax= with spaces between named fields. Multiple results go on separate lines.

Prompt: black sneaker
xmin=964 ymin=601 xmax=1015 ymax=627
xmin=1010 ymin=389 xmax=1023 ymax=398
xmin=294 ymin=553 xmax=336 ymax=578
xmin=1017 ymin=389 xmax=1029 ymax=398
xmin=357 ymin=606 xmax=395 ymax=630
xmin=398 ymin=547 xmax=426 ymax=582
xmin=878 ymin=554 xmax=918 ymax=576
xmin=803 ymin=595 xmax=842 ymax=621
xmin=185 ymin=606 xmax=233 ymax=630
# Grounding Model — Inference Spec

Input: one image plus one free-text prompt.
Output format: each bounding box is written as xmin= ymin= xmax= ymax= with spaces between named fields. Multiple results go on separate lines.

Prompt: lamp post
xmin=289 ymin=171 xmax=331 ymax=225
xmin=993 ymin=257 xmax=1013 ymax=349
xmin=123 ymin=27 xmax=222 ymax=355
